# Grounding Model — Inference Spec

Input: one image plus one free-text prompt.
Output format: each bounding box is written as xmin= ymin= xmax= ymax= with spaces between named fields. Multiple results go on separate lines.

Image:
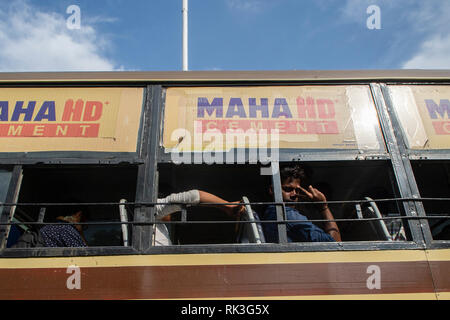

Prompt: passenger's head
xmin=271 ymin=164 xmax=313 ymax=203
xmin=63 ymin=199 xmax=90 ymax=223
xmin=64 ymin=202 xmax=90 ymax=233
xmin=70 ymin=204 xmax=89 ymax=222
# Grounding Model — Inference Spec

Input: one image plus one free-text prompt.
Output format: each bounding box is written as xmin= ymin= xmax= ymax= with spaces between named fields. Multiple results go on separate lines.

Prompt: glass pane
xmin=0 ymin=169 xmax=12 ymax=203
xmin=0 ymin=87 xmax=143 ymax=153
xmin=388 ymin=85 xmax=450 ymax=150
xmin=163 ymin=86 xmax=385 ymax=156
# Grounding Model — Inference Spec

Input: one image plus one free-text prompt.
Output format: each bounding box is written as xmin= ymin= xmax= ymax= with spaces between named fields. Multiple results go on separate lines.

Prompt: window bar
xmin=38 ymin=207 xmax=46 ymax=224
xmin=181 ymin=205 xmax=187 ymax=222
xmin=355 ymin=204 xmax=363 ymax=220
xmin=271 ymin=161 xmax=288 ymax=244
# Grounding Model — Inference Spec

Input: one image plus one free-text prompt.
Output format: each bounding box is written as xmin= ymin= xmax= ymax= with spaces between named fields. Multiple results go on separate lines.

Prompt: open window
xmin=411 ymin=161 xmax=450 ymax=241
xmin=268 ymin=161 xmax=408 ymax=243
xmin=6 ymin=165 xmax=138 ymax=248
xmin=157 ymin=163 xmax=269 ymax=245
xmin=156 ymin=160 xmax=408 ymax=245
xmin=387 ymin=85 xmax=450 ymax=241
xmin=298 ymin=161 xmax=408 ymax=242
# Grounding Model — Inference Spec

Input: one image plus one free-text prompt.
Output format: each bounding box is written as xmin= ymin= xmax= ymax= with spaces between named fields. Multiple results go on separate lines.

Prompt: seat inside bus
xmin=235 ymin=196 xmax=266 ymax=244
xmin=350 ymin=197 xmax=394 ymax=241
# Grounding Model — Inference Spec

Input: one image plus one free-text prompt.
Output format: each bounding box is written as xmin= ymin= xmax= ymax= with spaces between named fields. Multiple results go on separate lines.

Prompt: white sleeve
xmin=155 ymin=190 xmax=200 ymax=219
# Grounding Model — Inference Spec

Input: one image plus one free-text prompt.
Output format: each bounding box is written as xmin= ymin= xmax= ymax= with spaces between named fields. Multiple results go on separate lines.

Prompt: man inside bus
xmin=38 ymin=203 xmax=89 ymax=247
xmin=154 ymin=190 xmax=244 ymax=245
xmin=12 ymin=203 xmax=88 ymax=248
xmin=262 ymin=164 xmax=341 ymax=242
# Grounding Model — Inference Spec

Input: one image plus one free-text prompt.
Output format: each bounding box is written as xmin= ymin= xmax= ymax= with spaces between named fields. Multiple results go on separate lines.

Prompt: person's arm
xmin=298 ymin=185 xmax=341 ymax=242
xmin=317 ymin=205 xmax=341 ymax=242
xmin=157 ymin=190 xmax=243 ymax=220
xmin=156 ymin=190 xmax=200 ymax=220
xmin=197 ymin=190 xmax=244 ymax=217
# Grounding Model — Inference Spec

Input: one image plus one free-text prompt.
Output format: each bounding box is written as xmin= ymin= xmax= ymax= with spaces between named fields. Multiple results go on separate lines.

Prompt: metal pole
xmin=182 ymin=0 xmax=188 ymax=71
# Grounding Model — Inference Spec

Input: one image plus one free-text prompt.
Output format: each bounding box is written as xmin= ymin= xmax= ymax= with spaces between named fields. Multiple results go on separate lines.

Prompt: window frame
xmin=0 ymin=165 xmax=20 ymax=250
xmin=0 ymin=84 xmax=147 ymax=166
xmin=148 ymin=82 xmax=437 ymax=254
xmin=381 ymin=83 xmax=450 ymax=248
xmin=1 ymin=80 xmax=449 ymax=258
xmin=0 ymin=84 xmax=150 ymax=257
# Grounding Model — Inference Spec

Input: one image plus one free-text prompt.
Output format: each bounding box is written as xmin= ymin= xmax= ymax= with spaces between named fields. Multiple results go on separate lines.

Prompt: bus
xmin=0 ymin=70 xmax=449 ymax=300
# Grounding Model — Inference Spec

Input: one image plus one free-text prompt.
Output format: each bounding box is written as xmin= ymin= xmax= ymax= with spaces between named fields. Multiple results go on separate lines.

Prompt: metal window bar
xmin=1 ymin=197 xmax=449 ymax=228
xmin=355 ymin=204 xmax=363 ymax=219
xmin=181 ymin=205 xmax=187 ymax=222
xmin=2 ymin=197 xmax=449 ymax=207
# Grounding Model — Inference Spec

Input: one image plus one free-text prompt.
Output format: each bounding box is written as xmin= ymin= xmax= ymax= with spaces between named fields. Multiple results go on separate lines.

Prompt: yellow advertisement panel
xmin=163 ymin=86 xmax=383 ymax=151
xmin=0 ymin=88 xmax=143 ymax=153
xmin=389 ymin=85 xmax=450 ymax=150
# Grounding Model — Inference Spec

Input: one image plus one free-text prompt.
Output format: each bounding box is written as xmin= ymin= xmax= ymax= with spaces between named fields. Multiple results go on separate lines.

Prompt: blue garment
xmin=39 ymin=223 xmax=86 ymax=247
xmin=262 ymin=205 xmax=335 ymax=242
xmin=6 ymin=225 xmax=23 ymax=248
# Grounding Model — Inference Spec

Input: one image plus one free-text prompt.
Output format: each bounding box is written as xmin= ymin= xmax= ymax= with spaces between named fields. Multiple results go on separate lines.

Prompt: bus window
xmin=9 ymin=165 xmax=138 ymax=248
xmin=411 ymin=161 xmax=450 ymax=241
xmin=267 ymin=161 xmax=408 ymax=243
xmin=157 ymin=163 xmax=268 ymax=245
xmin=157 ymin=161 xmax=408 ymax=245
xmin=163 ymin=85 xmax=386 ymax=153
xmin=0 ymin=168 xmax=14 ymax=247
xmin=387 ymin=85 xmax=450 ymax=241
xmin=388 ymin=85 xmax=450 ymax=150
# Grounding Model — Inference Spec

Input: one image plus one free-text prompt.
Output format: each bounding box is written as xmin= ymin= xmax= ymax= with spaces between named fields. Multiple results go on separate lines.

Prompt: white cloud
xmin=401 ymin=1 xmax=450 ymax=69
xmin=0 ymin=0 xmax=118 ymax=71
xmin=402 ymin=34 xmax=450 ymax=69
xmin=339 ymin=0 xmax=450 ymax=69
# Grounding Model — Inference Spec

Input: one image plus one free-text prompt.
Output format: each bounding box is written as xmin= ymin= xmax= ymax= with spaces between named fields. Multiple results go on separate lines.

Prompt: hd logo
xmin=0 ymin=99 xmax=104 ymax=137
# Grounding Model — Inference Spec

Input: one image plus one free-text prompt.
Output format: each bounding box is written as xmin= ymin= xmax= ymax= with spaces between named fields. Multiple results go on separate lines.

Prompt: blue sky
xmin=0 ymin=0 xmax=449 ymax=72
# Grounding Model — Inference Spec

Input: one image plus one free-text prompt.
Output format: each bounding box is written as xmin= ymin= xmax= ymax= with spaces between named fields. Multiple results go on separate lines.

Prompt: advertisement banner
xmin=389 ymin=85 xmax=450 ymax=150
xmin=0 ymin=88 xmax=143 ymax=153
xmin=163 ymin=86 xmax=383 ymax=151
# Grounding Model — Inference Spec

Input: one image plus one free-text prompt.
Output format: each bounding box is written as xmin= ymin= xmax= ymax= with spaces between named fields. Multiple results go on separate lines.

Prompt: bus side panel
xmin=0 ymin=253 xmax=439 ymax=300
xmin=426 ymin=249 xmax=450 ymax=300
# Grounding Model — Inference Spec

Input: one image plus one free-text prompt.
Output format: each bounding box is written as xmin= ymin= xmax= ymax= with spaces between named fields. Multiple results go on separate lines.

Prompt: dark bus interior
xmin=412 ymin=160 xmax=450 ymax=240
xmin=158 ymin=160 xmax=407 ymax=245
xmin=7 ymin=165 xmax=138 ymax=248
xmin=158 ymin=163 xmax=268 ymax=245
xmin=4 ymin=159 xmax=412 ymax=248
